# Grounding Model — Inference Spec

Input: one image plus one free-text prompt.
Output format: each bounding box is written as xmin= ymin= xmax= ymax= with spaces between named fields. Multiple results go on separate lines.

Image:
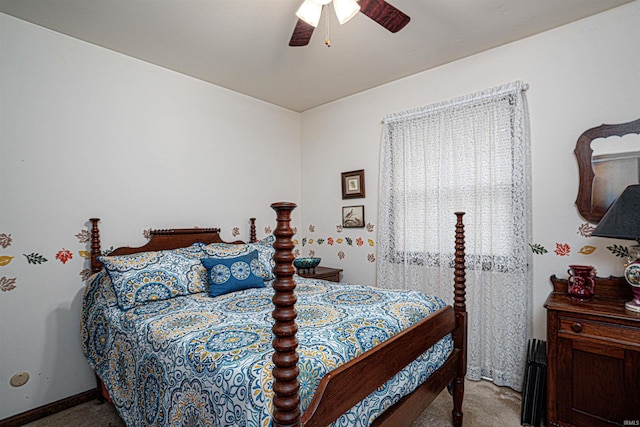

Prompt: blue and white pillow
xmin=99 ymin=250 xmax=208 ymax=310
xmin=247 ymin=243 xmax=276 ymax=281
xmin=258 ymin=234 xmax=276 ymax=245
xmin=201 ymin=242 xmax=275 ymax=281
xmin=202 ymin=251 xmax=265 ymax=297
xmin=171 ymin=242 xmax=207 ymax=259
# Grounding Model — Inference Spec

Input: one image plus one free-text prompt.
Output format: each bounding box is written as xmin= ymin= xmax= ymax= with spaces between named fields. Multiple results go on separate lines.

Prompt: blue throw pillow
xmin=202 ymin=250 xmax=265 ymax=297
xmin=201 ymin=242 xmax=275 ymax=281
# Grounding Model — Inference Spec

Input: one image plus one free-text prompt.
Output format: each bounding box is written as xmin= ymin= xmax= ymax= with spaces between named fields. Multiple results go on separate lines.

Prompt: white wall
xmin=0 ymin=13 xmax=300 ymax=419
xmin=299 ymin=2 xmax=640 ymax=339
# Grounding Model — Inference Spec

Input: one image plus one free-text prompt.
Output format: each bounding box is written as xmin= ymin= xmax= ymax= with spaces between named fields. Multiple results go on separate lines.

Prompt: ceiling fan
xmin=289 ymin=0 xmax=410 ymax=47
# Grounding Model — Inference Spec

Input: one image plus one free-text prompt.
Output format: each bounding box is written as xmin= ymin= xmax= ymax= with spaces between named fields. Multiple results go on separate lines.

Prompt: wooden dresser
xmin=545 ymin=275 xmax=640 ymax=427
xmin=297 ymin=266 xmax=342 ymax=282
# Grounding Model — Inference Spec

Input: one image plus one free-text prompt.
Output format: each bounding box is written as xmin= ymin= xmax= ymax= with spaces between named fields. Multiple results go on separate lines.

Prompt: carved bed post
xmin=249 ymin=217 xmax=257 ymax=243
xmin=452 ymin=212 xmax=467 ymax=427
xmin=89 ymin=217 xmax=107 ymax=402
xmin=90 ymin=218 xmax=102 ymax=273
xmin=270 ymin=202 xmax=301 ymax=427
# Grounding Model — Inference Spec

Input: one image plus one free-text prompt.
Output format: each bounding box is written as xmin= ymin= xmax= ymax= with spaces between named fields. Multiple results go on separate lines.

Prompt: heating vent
xmin=521 ymin=339 xmax=546 ymax=426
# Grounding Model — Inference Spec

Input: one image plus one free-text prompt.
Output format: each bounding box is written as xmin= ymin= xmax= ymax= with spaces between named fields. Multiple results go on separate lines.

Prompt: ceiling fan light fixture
xmin=333 ymin=0 xmax=360 ymax=25
xmin=296 ymin=0 xmax=323 ymax=27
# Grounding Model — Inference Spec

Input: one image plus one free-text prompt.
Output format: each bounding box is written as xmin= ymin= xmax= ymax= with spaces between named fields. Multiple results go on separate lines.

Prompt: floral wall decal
xmin=0 ymin=276 xmax=17 ymax=292
xmin=526 ymin=220 xmax=631 ymax=260
xmin=529 ymin=243 xmax=548 ymax=255
xmin=298 ymin=220 xmax=378 ymax=264
xmin=0 ymin=255 xmax=14 ymax=266
xmin=0 ymin=233 xmax=13 ymax=248
xmin=232 ymin=227 xmax=240 ymax=237
xmin=143 ymin=228 xmax=152 ymax=240
xmin=75 ymin=229 xmax=90 ymax=243
xmin=23 ymin=253 xmax=48 ymax=264
xmin=264 ymin=226 xmax=272 ymax=235
xmin=578 ymin=246 xmax=596 ymax=255
xmin=79 ymin=251 xmax=91 ymax=260
xmin=79 ymin=269 xmax=91 ymax=282
xmin=577 ymin=223 xmax=595 ymax=238
xmin=554 ymin=243 xmax=571 ymax=256
xmin=56 ymin=249 xmax=73 ymax=264
xmin=607 ymin=244 xmax=629 ymax=258
xmin=102 ymin=246 xmax=114 ymax=256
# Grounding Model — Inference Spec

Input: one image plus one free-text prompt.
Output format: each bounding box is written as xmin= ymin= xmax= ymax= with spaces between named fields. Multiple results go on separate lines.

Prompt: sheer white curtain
xmin=377 ymin=81 xmax=532 ymax=390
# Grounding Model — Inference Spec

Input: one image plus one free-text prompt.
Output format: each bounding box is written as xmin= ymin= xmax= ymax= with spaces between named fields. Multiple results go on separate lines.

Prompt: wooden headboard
xmin=89 ymin=217 xmax=257 ymax=273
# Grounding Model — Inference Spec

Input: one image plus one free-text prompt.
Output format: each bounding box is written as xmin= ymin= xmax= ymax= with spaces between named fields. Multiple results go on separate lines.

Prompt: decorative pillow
xmin=99 ymin=250 xmax=208 ymax=310
xmin=248 ymin=242 xmax=276 ymax=281
xmin=202 ymin=251 xmax=265 ymax=297
xmin=258 ymin=234 xmax=276 ymax=245
xmin=201 ymin=242 xmax=275 ymax=281
xmin=200 ymin=242 xmax=253 ymax=258
xmin=171 ymin=242 xmax=206 ymax=259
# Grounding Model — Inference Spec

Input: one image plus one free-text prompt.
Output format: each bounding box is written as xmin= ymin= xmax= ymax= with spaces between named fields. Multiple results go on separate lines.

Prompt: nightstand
xmin=545 ymin=275 xmax=640 ymax=427
xmin=297 ymin=266 xmax=343 ymax=282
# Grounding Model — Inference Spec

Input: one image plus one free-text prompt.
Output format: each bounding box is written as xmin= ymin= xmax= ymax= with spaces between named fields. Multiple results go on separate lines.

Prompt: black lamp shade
xmin=591 ymin=184 xmax=640 ymax=242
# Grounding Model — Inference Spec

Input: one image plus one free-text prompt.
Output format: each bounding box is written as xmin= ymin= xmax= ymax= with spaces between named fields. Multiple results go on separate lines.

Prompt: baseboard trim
xmin=0 ymin=389 xmax=97 ymax=427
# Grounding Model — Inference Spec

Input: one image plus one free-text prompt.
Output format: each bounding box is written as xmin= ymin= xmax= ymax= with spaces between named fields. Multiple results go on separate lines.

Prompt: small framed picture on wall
xmin=341 ymin=169 xmax=365 ymax=199
xmin=342 ymin=205 xmax=365 ymax=228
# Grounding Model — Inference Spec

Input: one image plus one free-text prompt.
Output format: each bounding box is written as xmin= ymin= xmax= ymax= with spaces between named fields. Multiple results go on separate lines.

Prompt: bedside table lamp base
xmin=625 ymin=298 xmax=640 ymax=312
xmin=624 ymin=262 xmax=640 ymax=312
xmin=624 ymin=258 xmax=640 ymax=312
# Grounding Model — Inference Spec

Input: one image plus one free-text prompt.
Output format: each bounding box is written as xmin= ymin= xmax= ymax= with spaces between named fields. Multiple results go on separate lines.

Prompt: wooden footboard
xmin=270 ymin=202 xmax=467 ymax=427
xmin=303 ymin=307 xmax=456 ymax=427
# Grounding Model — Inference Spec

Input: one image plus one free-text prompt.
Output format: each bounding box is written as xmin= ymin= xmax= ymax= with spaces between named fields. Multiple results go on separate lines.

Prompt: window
xmin=377 ymin=81 xmax=531 ymax=391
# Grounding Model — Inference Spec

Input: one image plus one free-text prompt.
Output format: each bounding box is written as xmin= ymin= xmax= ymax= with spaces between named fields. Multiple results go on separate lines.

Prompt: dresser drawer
xmin=559 ymin=316 xmax=640 ymax=349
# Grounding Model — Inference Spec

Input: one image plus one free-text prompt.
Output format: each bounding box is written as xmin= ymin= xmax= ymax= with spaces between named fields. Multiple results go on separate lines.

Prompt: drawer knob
xmin=571 ymin=323 xmax=583 ymax=333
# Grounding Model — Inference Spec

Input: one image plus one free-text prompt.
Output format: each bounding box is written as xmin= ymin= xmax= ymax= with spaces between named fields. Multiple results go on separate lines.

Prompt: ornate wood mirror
xmin=575 ymin=118 xmax=640 ymax=224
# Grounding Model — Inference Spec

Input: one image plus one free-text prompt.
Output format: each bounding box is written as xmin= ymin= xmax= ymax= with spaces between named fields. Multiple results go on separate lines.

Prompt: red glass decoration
xmin=567 ymin=265 xmax=596 ymax=301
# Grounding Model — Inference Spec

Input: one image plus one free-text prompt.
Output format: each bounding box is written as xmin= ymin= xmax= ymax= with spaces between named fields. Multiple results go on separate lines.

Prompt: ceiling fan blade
xmin=289 ymin=19 xmax=315 ymax=46
xmin=358 ymin=0 xmax=410 ymax=33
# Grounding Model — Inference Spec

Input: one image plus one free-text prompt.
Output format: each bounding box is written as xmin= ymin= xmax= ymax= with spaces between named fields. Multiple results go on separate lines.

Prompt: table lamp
xmin=592 ymin=184 xmax=640 ymax=312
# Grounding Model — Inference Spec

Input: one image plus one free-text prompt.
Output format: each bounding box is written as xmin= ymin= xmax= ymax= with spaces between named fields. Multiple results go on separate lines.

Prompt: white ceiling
xmin=0 ymin=0 xmax=632 ymax=112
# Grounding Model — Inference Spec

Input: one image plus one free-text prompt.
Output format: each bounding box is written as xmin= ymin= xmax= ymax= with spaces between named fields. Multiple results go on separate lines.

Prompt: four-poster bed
xmin=81 ymin=202 xmax=467 ymax=426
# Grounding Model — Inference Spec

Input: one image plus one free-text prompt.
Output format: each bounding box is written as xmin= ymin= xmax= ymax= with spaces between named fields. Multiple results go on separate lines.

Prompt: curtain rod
xmin=382 ymin=81 xmax=529 ymax=125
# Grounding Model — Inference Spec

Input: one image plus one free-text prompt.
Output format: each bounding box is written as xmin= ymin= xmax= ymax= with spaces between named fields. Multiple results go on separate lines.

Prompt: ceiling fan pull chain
xmin=325 ymin=4 xmax=331 ymax=47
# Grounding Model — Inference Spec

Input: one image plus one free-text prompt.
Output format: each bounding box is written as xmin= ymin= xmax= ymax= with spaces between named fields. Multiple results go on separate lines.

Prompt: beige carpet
xmin=23 ymin=379 xmax=523 ymax=426
xmin=412 ymin=379 xmax=524 ymax=426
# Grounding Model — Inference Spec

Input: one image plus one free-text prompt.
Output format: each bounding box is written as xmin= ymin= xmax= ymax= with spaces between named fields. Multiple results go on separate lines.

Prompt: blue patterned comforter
xmin=81 ymin=270 xmax=452 ymax=427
